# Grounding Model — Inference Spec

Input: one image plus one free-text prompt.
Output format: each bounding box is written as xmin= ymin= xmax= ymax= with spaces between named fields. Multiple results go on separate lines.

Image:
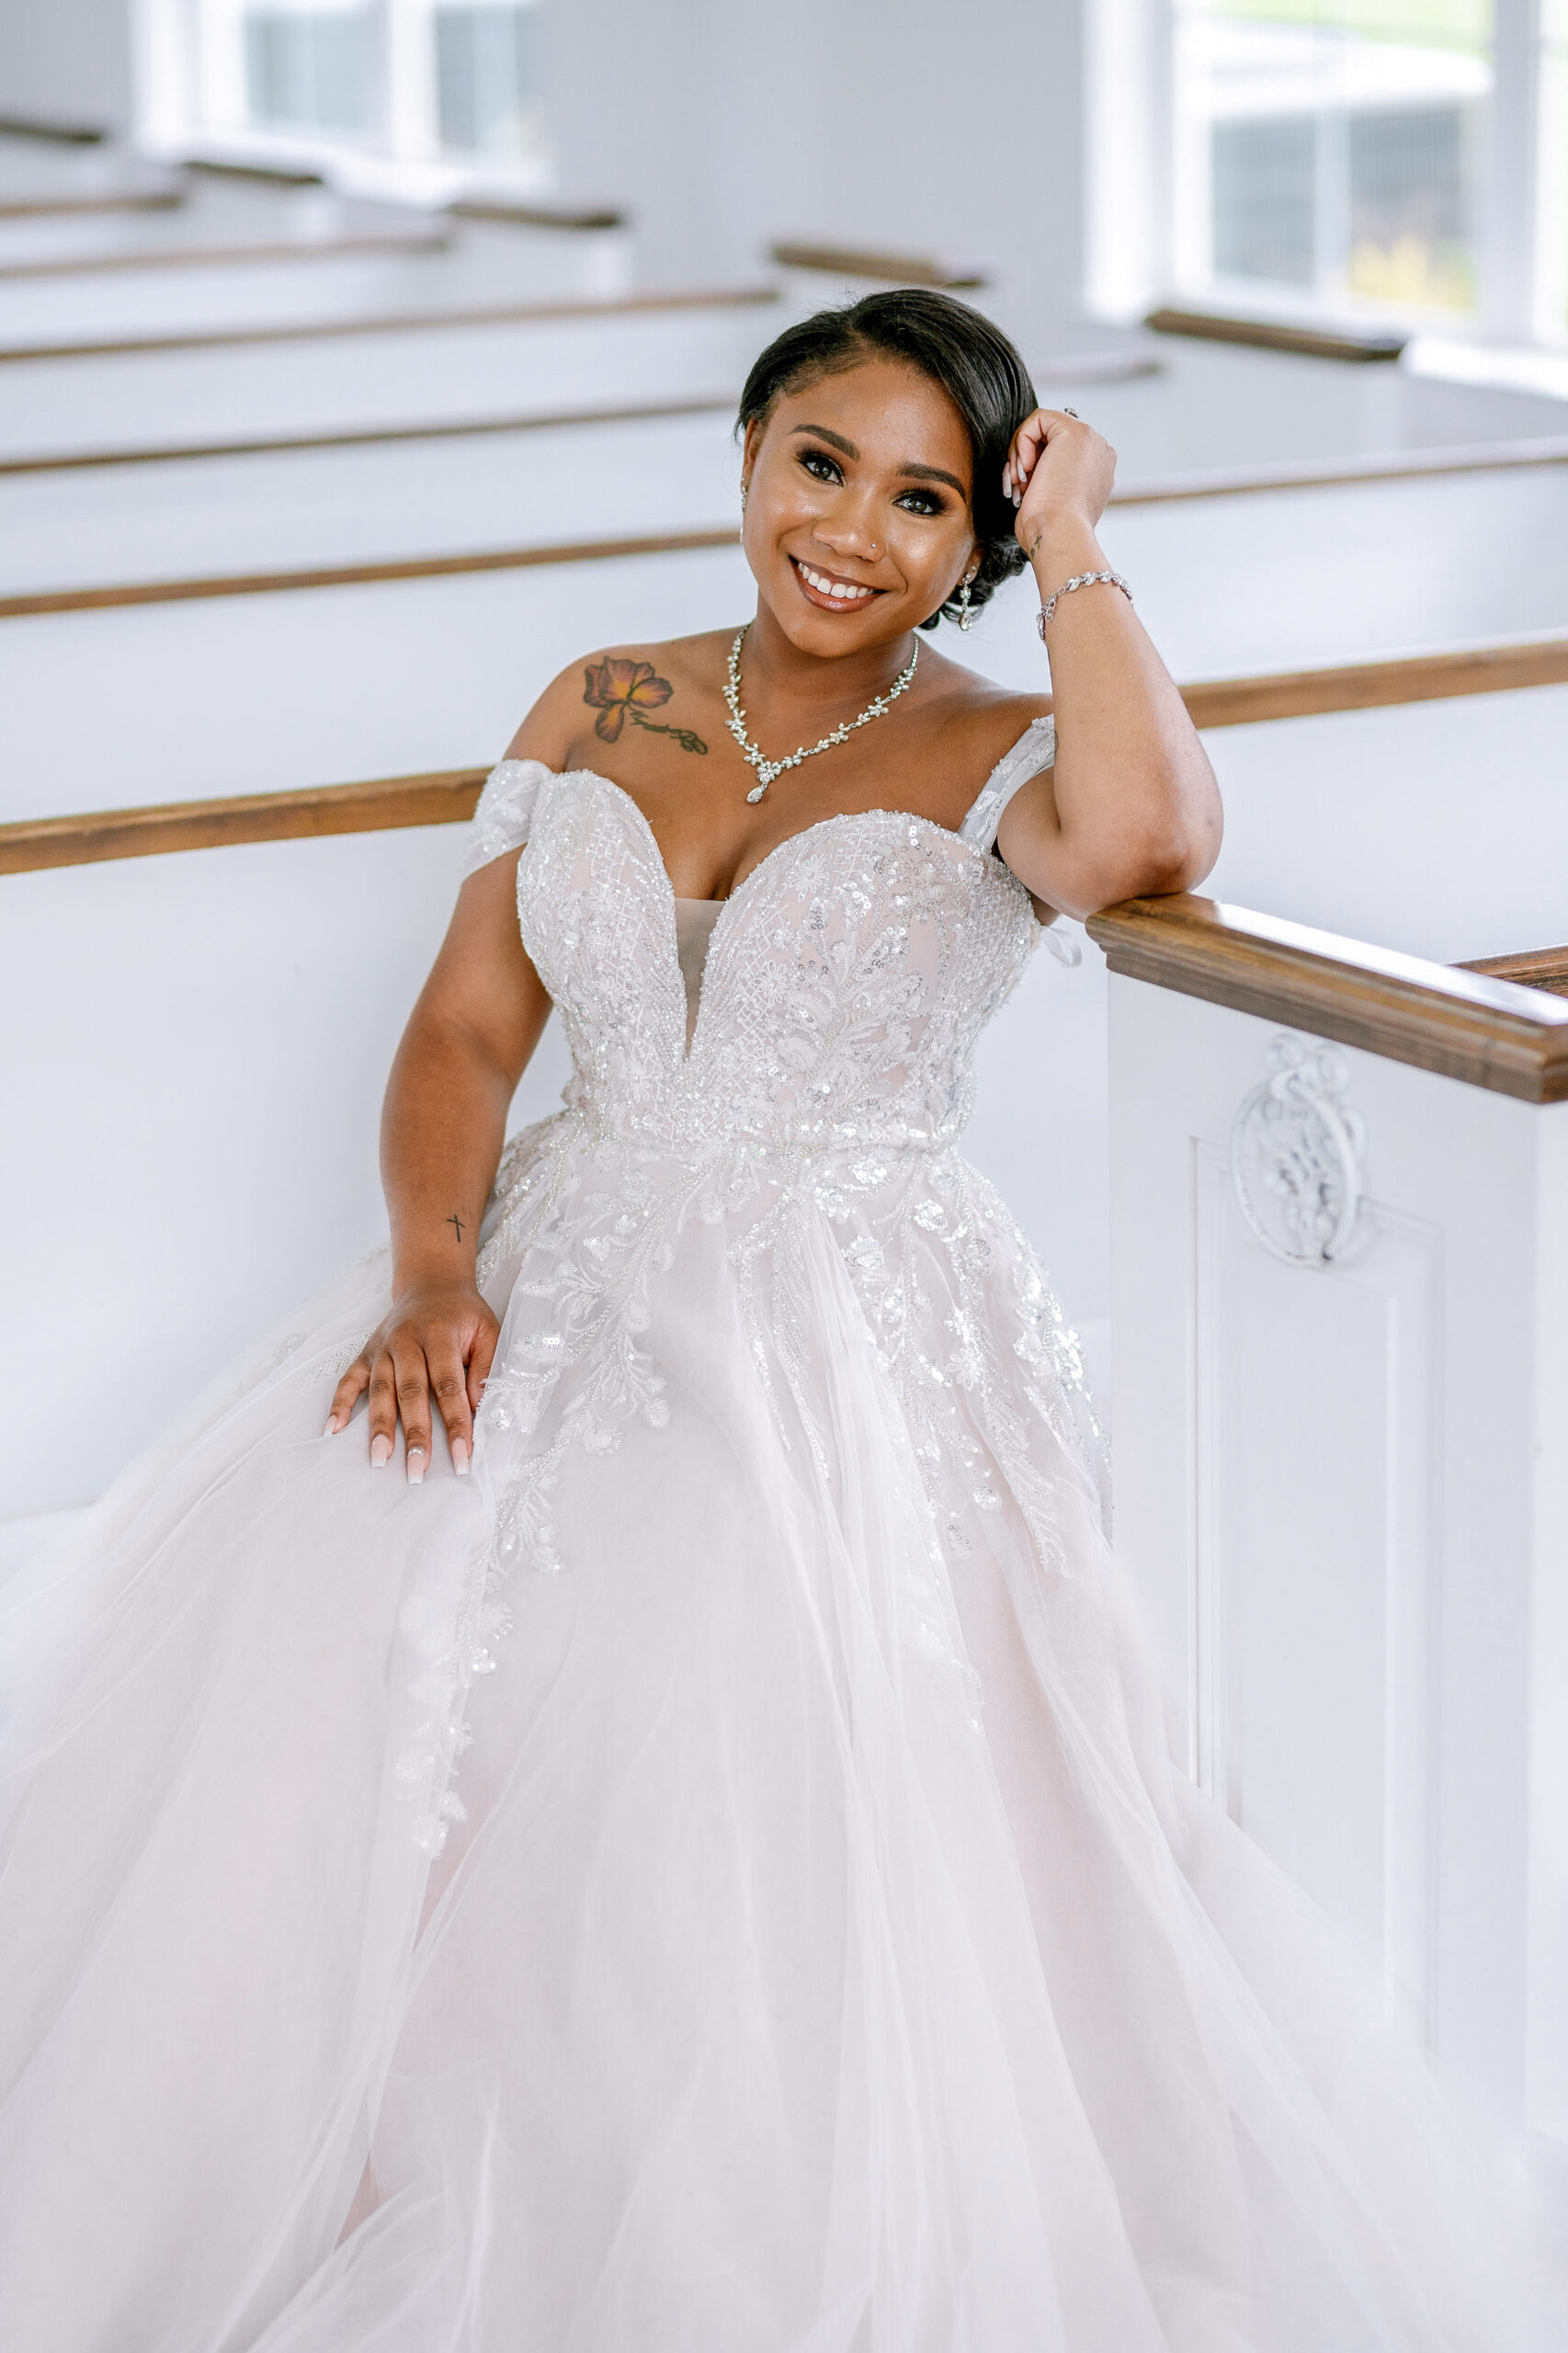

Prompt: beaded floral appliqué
xmin=406 ymin=747 xmax=1103 ymax=1847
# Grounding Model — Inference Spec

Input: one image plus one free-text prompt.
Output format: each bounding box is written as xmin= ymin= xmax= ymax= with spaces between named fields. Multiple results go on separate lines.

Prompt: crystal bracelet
xmin=1036 ymin=570 xmax=1133 ymax=635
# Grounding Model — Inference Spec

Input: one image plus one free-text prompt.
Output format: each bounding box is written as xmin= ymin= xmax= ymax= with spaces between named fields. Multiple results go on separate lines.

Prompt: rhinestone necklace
xmin=723 ymin=624 xmax=919 ymax=803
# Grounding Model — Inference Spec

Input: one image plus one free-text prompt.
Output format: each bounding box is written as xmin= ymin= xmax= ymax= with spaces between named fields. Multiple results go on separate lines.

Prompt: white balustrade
xmin=1091 ymin=898 xmax=1568 ymax=2143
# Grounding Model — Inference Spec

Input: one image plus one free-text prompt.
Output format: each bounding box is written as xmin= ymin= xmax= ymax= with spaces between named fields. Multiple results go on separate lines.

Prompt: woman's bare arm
xmin=323 ymin=655 xmax=599 ymax=1476
xmin=994 ymin=411 xmax=1222 ymax=919
xmin=325 ymin=850 xmax=553 ymax=1476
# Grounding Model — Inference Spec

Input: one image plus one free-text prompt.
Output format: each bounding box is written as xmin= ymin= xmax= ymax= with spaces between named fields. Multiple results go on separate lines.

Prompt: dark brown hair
xmin=737 ymin=289 xmax=1037 ymax=629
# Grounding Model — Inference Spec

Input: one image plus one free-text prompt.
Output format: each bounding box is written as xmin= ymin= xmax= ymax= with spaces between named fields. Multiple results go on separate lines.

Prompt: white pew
xmin=8 ymin=459 xmax=1567 ymax=819
xmin=0 ymin=126 xmax=126 ymax=199
xmin=1089 ymin=895 xmax=1568 ymax=2144
xmin=960 ymin=460 xmax=1568 ymax=688
xmin=0 ymin=542 xmax=757 ymax=818
xmin=0 ymin=169 xmax=619 ymax=278
xmin=10 ymin=440 xmax=1564 ymax=661
xmin=0 ymin=406 xmax=741 ymax=597
xmin=0 ymin=290 xmax=778 ymax=462
xmin=0 ymin=824 xmax=494 ymax=1524
xmin=0 ymin=208 xmax=639 ymax=345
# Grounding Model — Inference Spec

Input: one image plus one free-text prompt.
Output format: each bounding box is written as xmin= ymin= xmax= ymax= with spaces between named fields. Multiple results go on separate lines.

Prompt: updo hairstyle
xmin=736 ymin=289 xmax=1037 ymax=630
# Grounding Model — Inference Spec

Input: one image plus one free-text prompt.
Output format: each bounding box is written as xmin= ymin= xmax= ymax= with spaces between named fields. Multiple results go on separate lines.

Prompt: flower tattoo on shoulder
xmin=583 ymin=658 xmax=708 ymax=755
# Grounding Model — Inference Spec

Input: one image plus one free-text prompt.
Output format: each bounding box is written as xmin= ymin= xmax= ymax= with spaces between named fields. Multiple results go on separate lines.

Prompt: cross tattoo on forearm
xmin=447 ymin=1212 xmax=466 ymax=1244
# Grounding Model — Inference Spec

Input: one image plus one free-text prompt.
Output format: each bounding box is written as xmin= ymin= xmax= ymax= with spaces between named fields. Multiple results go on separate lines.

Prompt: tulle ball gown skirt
xmin=0 ymin=764 xmax=1554 ymax=2349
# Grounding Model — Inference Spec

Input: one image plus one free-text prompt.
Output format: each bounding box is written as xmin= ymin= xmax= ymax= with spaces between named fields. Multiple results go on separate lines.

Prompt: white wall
xmin=537 ymin=0 xmax=1085 ymax=352
xmin=0 ymin=0 xmax=132 ymax=134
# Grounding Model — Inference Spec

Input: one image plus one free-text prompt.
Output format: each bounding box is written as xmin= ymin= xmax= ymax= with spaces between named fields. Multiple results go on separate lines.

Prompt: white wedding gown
xmin=0 ymin=723 xmax=1550 ymax=2351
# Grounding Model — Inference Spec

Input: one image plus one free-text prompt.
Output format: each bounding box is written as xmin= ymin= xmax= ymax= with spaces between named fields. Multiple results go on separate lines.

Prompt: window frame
xmin=1087 ymin=0 xmax=1562 ymax=347
xmin=130 ymin=0 xmax=553 ymax=199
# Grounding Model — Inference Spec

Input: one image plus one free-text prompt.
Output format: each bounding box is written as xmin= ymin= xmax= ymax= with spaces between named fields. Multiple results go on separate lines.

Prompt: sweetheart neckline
xmin=552 ymin=762 xmax=1003 ymax=909
xmin=539 ymin=766 xmax=1023 ymax=1068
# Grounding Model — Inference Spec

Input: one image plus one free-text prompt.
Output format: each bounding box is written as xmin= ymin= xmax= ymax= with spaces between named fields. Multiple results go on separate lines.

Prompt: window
xmin=138 ymin=0 xmax=551 ymax=189
xmin=1543 ymin=0 xmax=1568 ymax=332
xmin=1175 ymin=0 xmax=1493 ymax=318
xmin=1091 ymin=0 xmax=1565 ymax=345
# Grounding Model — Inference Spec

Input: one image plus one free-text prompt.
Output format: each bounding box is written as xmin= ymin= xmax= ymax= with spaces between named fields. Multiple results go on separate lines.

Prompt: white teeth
xmin=802 ymin=563 xmax=867 ymax=600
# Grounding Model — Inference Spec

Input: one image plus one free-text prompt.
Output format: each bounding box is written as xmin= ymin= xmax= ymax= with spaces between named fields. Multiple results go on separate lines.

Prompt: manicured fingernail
xmin=407 ymin=1448 xmax=426 ymax=1486
xmin=451 ymin=1437 xmax=471 ymax=1476
xmin=370 ymin=1434 xmax=392 ymax=1467
xmin=323 ymin=1414 xmax=338 ymax=1437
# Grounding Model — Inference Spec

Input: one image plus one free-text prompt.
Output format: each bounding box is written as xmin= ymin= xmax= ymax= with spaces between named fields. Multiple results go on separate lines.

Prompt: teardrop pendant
xmin=723 ymin=624 xmax=918 ymax=806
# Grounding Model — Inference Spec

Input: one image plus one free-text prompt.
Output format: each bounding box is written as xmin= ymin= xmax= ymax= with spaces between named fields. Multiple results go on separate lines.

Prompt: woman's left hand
xmin=1003 ymin=409 xmax=1118 ymax=558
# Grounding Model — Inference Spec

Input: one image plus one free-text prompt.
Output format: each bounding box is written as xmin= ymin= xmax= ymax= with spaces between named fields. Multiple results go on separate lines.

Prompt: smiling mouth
xmin=790 ymin=556 xmax=881 ymax=611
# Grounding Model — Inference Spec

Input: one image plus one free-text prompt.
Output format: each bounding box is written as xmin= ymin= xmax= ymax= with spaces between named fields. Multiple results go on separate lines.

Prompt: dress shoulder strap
xmin=461 ymin=756 xmax=555 ymax=878
xmin=958 ymin=714 xmax=1056 ymax=853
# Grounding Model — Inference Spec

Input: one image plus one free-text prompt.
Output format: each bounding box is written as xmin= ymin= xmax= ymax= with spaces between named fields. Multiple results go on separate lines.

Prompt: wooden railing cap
xmin=770 ymin=240 xmax=990 ymax=290
xmin=450 ymin=196 xmax=627 ymax=233
xmin=0 ymin=113 xmax=108 ymax=144
xmin=1087 ymin=894 xmax=1568 ymax=1103
xmin=182 ymin=154 xmax=326 ymax=187
xmin=0 ymin=280 xmax=778 ymax=366
xmin=1144 ymin=306 xmax=1407 ymax=365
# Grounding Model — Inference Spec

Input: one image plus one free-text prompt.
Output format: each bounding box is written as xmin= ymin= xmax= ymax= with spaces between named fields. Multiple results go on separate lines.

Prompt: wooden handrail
xmin=1459 ymin=944 xmax=1568 ymax=997
xmin=0 ymin=523 xmax=743 ymax=619
xmin=1180 ymin=634 xmax=1568 ymax=727
xmin=0 ymin=187 xmax=184 ymax=221
xmin=6 ymin=627 xmax=1565 ymax=881
xmin=0 ymin=230 xmax=450 ymax=283
xmin=0 ymin=771 xmax=487 ymax=876
xmin=1145 ymin=307 xmax=1407 ymax=364
xmin=1109 ymin=435 xmax=1568 ymax=507
xmin=0 ymin=281 xmax=778 ymax=365
xmin=0 ymin=392 xmax=739 ymax=477
xmin=0 ymin=115 xmax=107 ymax=144
xmin=1087 ymin=895 xmax=1568 ymax=1103
xmin=451 ymin=197 xmax=626 ymax=233
xmin=183 ymin=156 xmax=325 ymax=187
xmin=770 ymin=240 xmax=990 ymax=290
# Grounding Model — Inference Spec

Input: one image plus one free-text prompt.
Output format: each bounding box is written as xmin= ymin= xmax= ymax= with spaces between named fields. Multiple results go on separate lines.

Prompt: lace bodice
xmin=465 ymin=718 xmax=1056 ymax=1161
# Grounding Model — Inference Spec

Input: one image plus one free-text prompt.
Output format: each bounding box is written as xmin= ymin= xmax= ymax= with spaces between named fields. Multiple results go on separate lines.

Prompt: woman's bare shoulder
xmin=502 ymin=632 xmax=732 ymax=767
xmin=914 ymin=647 xmax=1052 ymax=769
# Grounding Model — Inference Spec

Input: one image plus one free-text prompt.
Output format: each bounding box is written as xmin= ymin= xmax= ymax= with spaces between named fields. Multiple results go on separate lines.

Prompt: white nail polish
xmin=323 ymin=1415 xmax=338 ymax=1438
xmin=451 ymin=1437 xmax=472 ymax=1477
xmin=407 ymin=1448 xmax=426 ymax=1486
xmin=370 ymin=1434 xmax=392 ymax=1467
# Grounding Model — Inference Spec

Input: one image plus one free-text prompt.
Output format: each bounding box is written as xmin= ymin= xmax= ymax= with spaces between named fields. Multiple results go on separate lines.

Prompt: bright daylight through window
xmin=145 ymin=0 xmax=551 ymax=188
xmin=1089 ymin=0 xmax=1566 ymax=347
xmin=1174 ymin=0 xmax=1494 ymax=317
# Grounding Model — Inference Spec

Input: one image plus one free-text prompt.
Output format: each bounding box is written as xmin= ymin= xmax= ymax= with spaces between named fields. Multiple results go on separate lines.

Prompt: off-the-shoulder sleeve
xmin=460 ymin=757 xmax=554 ymax=879
xmin=961 ymin=715 xmax=1080 ymax=964
xmin=958 ymin=714 xmax=1056 ymax=853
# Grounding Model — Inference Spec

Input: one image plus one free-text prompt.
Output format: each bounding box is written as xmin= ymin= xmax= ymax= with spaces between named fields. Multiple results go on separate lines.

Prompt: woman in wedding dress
xmin=0 ymin=290 xmax=1551 ymax=2352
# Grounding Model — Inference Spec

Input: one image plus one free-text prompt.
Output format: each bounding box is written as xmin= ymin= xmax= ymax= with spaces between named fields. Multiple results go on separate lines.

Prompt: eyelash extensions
xmin=796 ymin=447 xmax=946 ymax=516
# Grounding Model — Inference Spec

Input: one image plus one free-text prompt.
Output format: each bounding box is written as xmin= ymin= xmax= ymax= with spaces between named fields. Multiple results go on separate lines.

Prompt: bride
xmin=0 ymin=290 xmax=1546 ymax=2351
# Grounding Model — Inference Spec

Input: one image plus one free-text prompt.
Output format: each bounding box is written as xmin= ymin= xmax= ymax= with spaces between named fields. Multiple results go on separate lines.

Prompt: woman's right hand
xmin=325 ymin=1278 xmax=500 ymax=1482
